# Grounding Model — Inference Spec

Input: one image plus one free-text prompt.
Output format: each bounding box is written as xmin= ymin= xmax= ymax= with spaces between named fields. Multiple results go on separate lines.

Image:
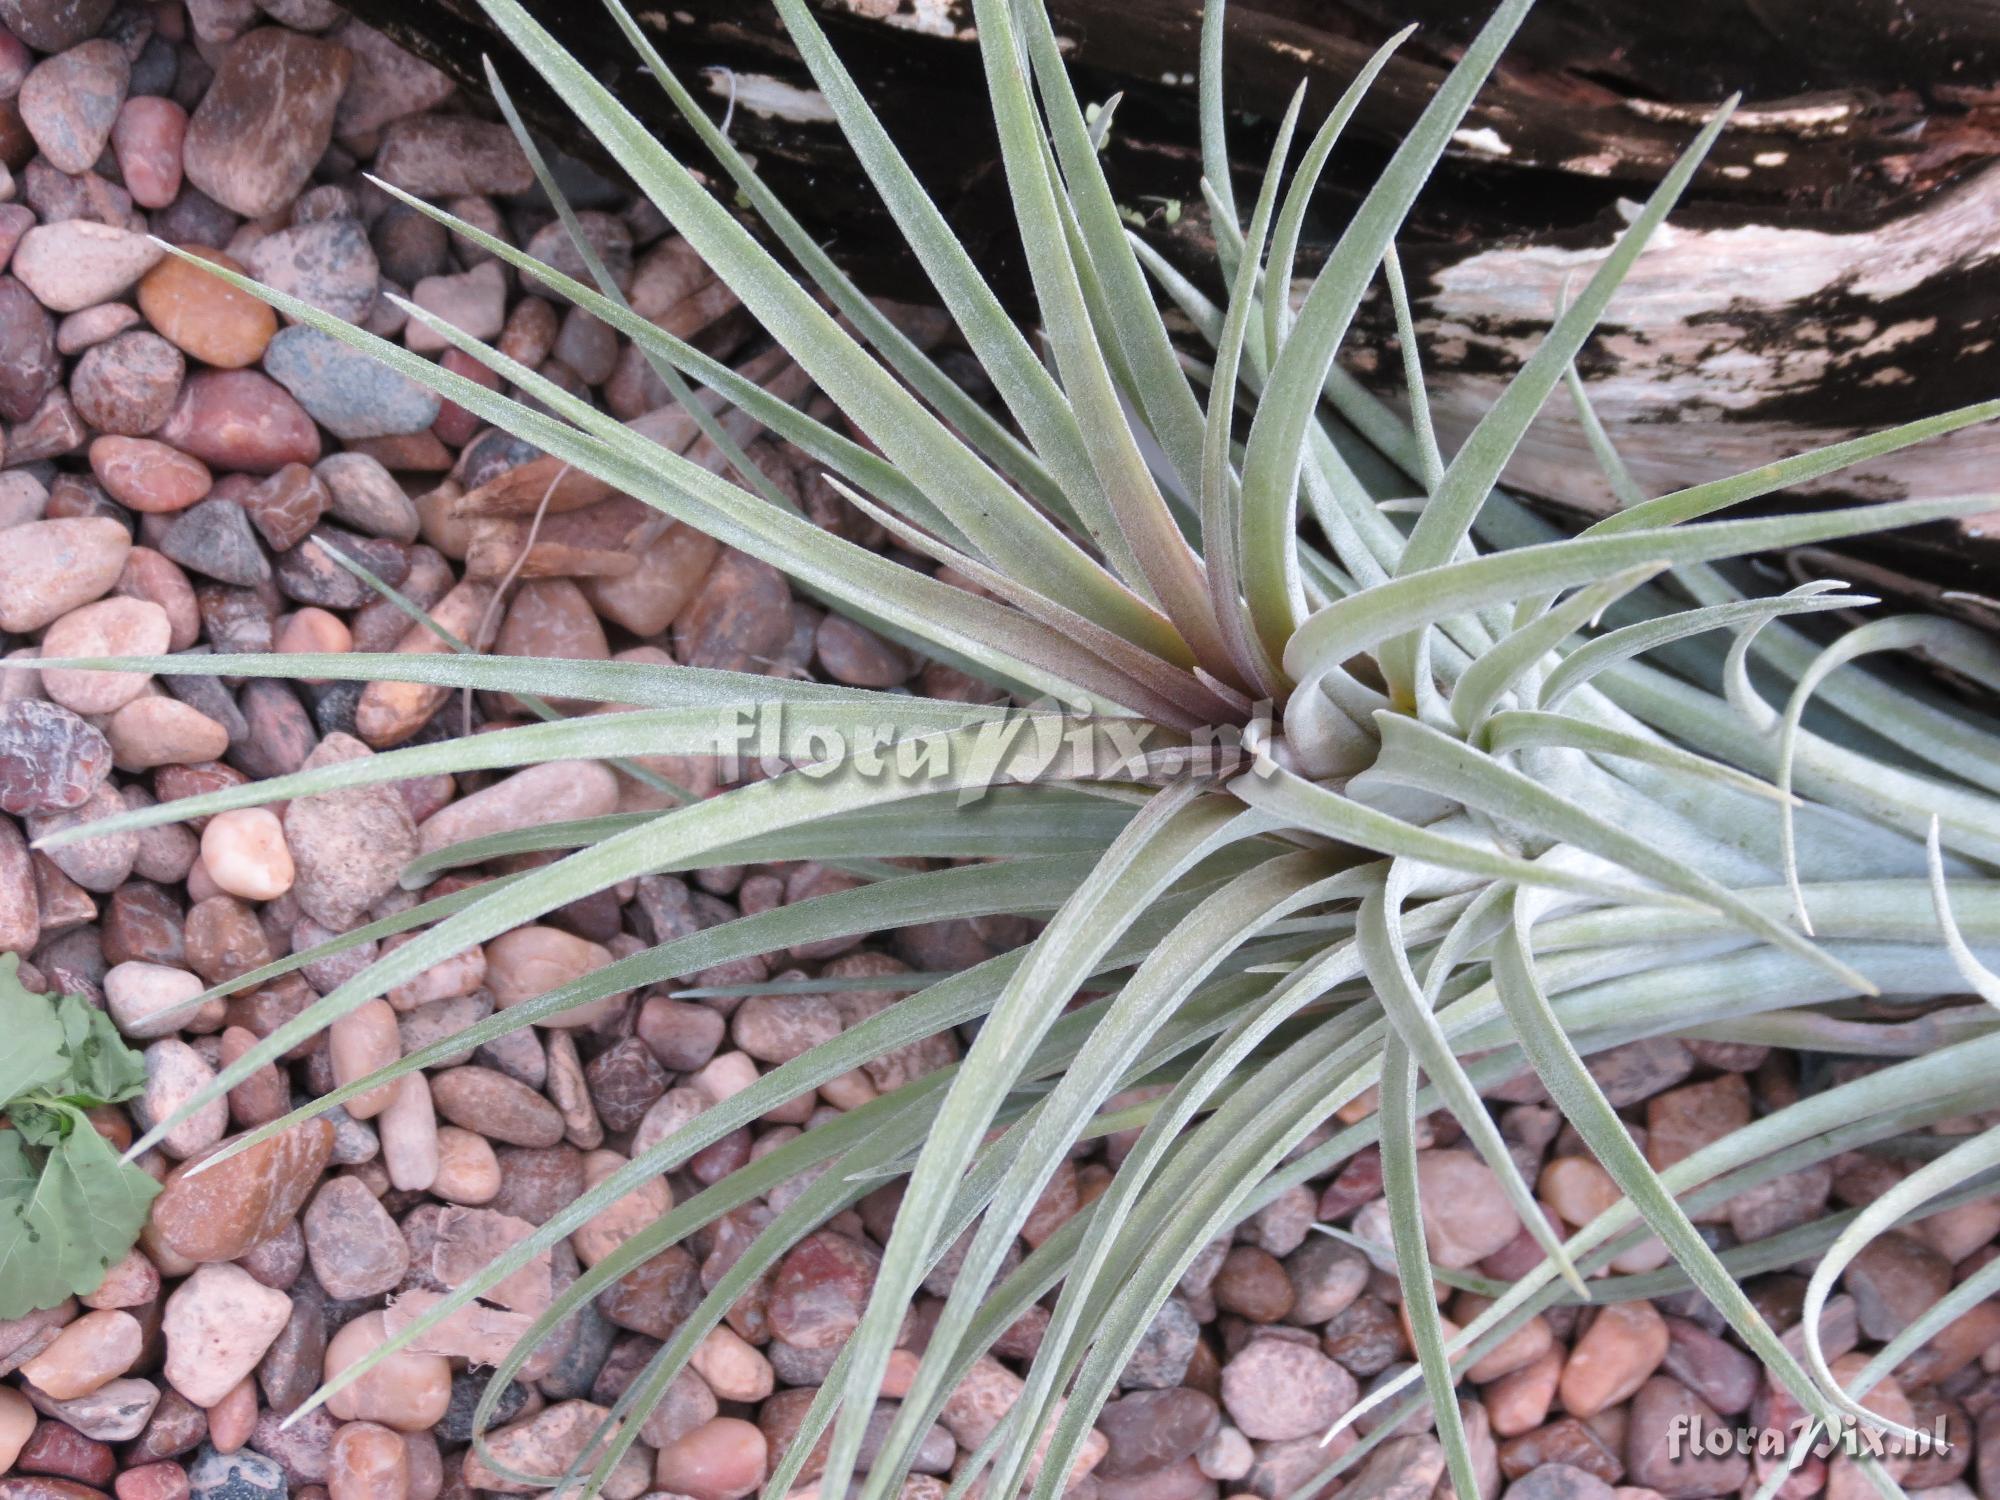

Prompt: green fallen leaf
xmin=0 ymin=957 xmax=161 ymax=1317
xmin=0 ymin=957 xmax=68 ymax=1104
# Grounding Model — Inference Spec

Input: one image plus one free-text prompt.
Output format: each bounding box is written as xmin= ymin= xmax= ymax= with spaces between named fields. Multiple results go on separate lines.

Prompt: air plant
xmin=37 ymin=2 xmax=2000 ymax=1500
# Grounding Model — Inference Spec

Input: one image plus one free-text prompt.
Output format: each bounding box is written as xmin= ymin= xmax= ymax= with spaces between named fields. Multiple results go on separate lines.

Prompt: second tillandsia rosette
xmin=28 ymin=1 xmax=2000 ymax=1500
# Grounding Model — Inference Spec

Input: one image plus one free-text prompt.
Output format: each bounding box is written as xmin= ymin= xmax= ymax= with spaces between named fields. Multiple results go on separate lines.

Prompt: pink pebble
xmin=157 ymin=370 xmax=322 ymax=474
xmin=112 ymin=97 xmax=189 ymax=211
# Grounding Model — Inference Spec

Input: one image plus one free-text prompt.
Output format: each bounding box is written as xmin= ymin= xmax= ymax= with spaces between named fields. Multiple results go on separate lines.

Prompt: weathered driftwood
xmin=350 ymin=0 xmax=2000 ymax=597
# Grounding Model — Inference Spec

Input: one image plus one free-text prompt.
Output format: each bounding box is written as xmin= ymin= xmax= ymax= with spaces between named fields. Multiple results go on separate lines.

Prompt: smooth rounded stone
xmin=1282 ymin=1236 xmax=1369 ymax=1327
xmin=430 ymin=1126 xmax=500 ymax=1206
xmin=58 ymin=305 xmax=144 ymax=358
xmin=483 ymin=924 xmax=629 ymax=1030
xmin=137 ymin=252 xmax=275 ymax=371
xmin=329 ymin=998 xmax=401 ymax=1120
xmin=26 ymin=1378 xmax=159 ymax=1444
xmin=373 ymin=117 xmax=533 ymax=198
xmin=0 ymin=519 xmax=132 ymax=633
xmin=1415 ymin=1149 xmax=1522 ymax=1268
xmin=478 ymin=1026 xmax=550 ymax=1092
xmin=18 ymin=159 xmax=139 ymax=237
xmin=7 ymin=388 xmax=90 ymax=469
xmin=457 ymin=1400 xmax=618 ymax=1494
xmin=489 ymin=1145 xmax=585 ymax=1226
xmin=72 ymin=331 xmax=184 ymax=437
xmin=40 ymin=599 xmax=172 ymax=716
xmin=158 ymin=499 xmax=270 ymax=588
xmin=242 ymin=219 xmax=378 ymax=326
xmin=234 ymin=678 xmax=322 ymax=777
xmin=569 ymin=1149 xmax=671 ymax=1268
xmin=18 ymin=1311 xmax=143 ymax=1402
xmin=494 ymin=577 xmax=607 ymax=680
xmin=111 ymin=96 xmax=186 ymax=210
xmin=103 ymin=961 xmax=204 ymax=1039
xmin=392 ymin=990 xmax=488 ymax=1067
xmin=369 ymin=205 xmax=448 ymax=291
xmin=146 ymin=1118 xmax=335 ymax=1263
xmin=545 ymin=1030 xmax=601 ymax=1149
xmin=673 ymin=551 xmax=792 ymax=673
xmin=13 ymin=1420 xmax=116 ymax=1489
xmin=182 ymin=896 xmax=274 ymax=986
xmin=0 ymin=820 xmax=35 ymax=956
xmin=1557 ymin=1299 xmax=1669 ymax=1418
xmin=126 ymin=1387 xmax=207 ymax=1463
xmin=582 ymin=522 xmax=718 ymax=637
xmin=20 ymin=40 xmax=128 ymax=177
xmin=1623 ymin=1378 xmax=1747 ymax=1499
xmin=216 ymin=1025 xmax=289 ymax=1129
xmin=182 ymin=29 xmax=352 ymax=218
xmin=754 ymin=1390 xmax=950 ymax=1482
xmin=377 ymin=1071 xmax=439 ymax=1193
xmin=281 ymin=732 xmax=419 ymax=932
xmin=732 ymin=990 xmax=841 ymax=1065
xmin=12 ymin=223 xmax=163 ymax=313
xmin=157 ymin=371 xmax=322 ymax=474
xmin=81 ymin=1248 xmax=161 ymax=1312
xmin=765 ymin=1231 xmax=879 ymax=1352
xmin=686 ymin=1327 xmax=771 ymax=1405
xmin=429 ymin=1065 xmax=566 ymax=1148
xmin=106 ymin=698 xmax=230 ymax=772
xmin=245 ymin=1402 xmax=336 ymax=1484
xmin=939 ymin=1357 xmax=1107 ymax=1489
xmin=436 ymin=1371 xmax=529 ymax=1448
xmin=263 ymin=325 xmax=439 ymax=441
xmin=256 ymin=1285 xmax=325 ymax=1419
xmin=0 ymin=473 xmax=49 ymax=534
xmin=402 ymin=259 xmax=506 ymax=355
xmin=352 ymin=579 xmax=494 ymax=747
xmin=114 ymin=1464 xmax=188 ymax=1500
xmin=584 ymin=1037 xmax=669 ymax=1134
xmin=1215 ymin=1247 xmax=1295 ymax=1323
xmin=160 ymin=1262 xmax=292 ymax=1409
xmin=0 ymin=0 xmax=114 ymax=50
xmin=524 ymin=212 xmax=634 ymax=300
xmin=1219 ymin=1336 xmax=1358 ymax=1442
xmin=89 ymin=436 xmax=212 ymax=514
xmin=326 ymin=1421 xmax=406 ymax=1500
xmin=321 ymin=1312 xmax=451 ymax=1432
xmin=1504 ymin=1472 xmax=1616 ymax=1500
xmin=416 ymin=759 xmax=618 ymax=861
xmin=1094 ymin=1390 xmax=1222 ymax=1479
xmin=1109 ymin=1296 xmax=1198 ymax=1393
xmin=551 ymin=306 xmax=619 ymax=385
xmin=302 ymin=1176 xmax=408 ymax=1300
xmin=0 ymin=274 xmax=59 ymax=424
xmin=199 ymin=808 xmax=293 ymax=901
xmin=276 ymin=607 xmax=352 ymax=668
xmin=113 ymin=549 xmax=201 ymax=651
xmin=185 ymin=1444 xmax=285 ymax=1500
xmin=141 ymin=1038 xmax=227 ymax=1159
xmin=814 ymin=615 xmax=914 ymax=688
xmin=383 ymin=942 xmax=486 ymax=1013
xmin=1843 ymin=1230 xmax=1951 ymax=1340
xmin=312 ymin=454 xmax=417 ymax=543
xmin=1644 ymin=1075 xmax=1752 ymax=1177
xmin=27 ymin=783 xmax=136 ymax=892
xmin=329 ymin=19 xmax=453 ymax=135
xmin=1658 ymin=1317 xmax=1758 ymax=1418
xmin=652 ymin=1418 xmax=766 ymax=1500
